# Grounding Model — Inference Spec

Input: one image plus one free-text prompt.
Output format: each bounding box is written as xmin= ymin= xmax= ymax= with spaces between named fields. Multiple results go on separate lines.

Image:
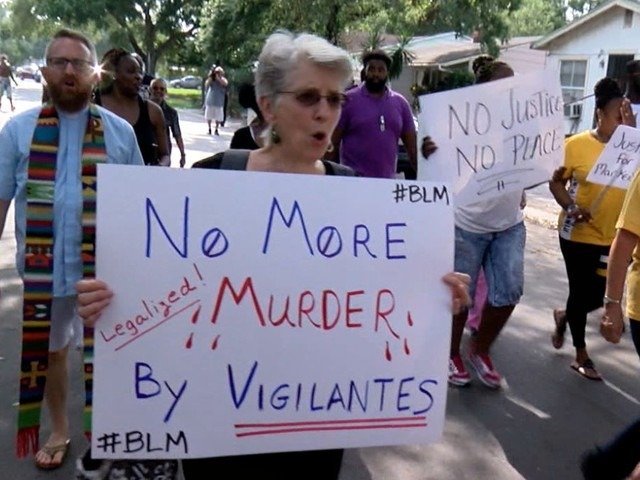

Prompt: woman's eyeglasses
xmin=279 ymin=89 xmax=346 ymax=109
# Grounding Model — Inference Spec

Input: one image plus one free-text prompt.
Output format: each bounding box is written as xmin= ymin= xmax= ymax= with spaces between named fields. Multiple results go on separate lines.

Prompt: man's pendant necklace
xmin=379 ymin=114 xmax=385 ymax=132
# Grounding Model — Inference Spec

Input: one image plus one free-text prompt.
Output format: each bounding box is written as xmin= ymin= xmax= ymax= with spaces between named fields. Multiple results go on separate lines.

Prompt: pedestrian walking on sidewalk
xmin=0 ymin=28 xmax=142 ymax=472
xmin=549 ymin=77 xmax=635 ymax=381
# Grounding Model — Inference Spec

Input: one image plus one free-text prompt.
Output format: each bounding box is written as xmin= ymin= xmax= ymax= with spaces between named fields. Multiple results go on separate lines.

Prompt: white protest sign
xmin=92 ymin=164 xmax=454 ymax=459
xmin=418 ymin=70 xmax=565 ymax=206
xmin=587 ymin=125 xmax=640 ymax=189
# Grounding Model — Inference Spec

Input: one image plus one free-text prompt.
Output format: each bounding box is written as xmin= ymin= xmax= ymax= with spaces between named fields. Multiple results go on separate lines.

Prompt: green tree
xmin=11 ymin=0 xmax=204 ymax=75
xmin=199 ymin=0 xmax=521 ymax=69
xmin=506 ymin=0 xmax=566 ymax=36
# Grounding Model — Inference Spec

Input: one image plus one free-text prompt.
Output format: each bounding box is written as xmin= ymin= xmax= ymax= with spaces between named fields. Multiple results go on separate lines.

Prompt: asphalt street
xmin=1 ymin=81 xmax=639 ymax=480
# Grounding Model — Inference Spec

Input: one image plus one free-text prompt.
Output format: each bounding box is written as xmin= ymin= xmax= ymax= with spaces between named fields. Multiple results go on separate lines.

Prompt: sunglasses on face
xmin=279 ymin=89 xmax=346 ymax=109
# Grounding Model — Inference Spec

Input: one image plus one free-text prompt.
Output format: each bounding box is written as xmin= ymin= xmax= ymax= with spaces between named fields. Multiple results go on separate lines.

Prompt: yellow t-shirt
xmin=558 ymin=130 xmax=627 ymax=246
xmin=616 ymin=169 xmax=640 ymax=320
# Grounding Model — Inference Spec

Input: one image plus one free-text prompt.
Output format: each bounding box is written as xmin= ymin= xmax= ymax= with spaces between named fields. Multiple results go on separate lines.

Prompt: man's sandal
xmin=35 ymin=439 xmax=70 ymax=470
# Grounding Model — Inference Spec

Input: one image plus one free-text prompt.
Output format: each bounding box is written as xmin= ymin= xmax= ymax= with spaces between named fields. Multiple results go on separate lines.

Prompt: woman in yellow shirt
xmin=549 ymin=77 xmax=634 ymax=380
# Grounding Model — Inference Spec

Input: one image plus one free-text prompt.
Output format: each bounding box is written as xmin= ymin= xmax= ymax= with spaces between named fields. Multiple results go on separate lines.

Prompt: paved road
xmin=2 ymin=81 xmax=639 ymax=480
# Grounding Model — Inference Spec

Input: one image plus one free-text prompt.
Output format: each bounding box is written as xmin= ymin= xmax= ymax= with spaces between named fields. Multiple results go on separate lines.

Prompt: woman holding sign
xmin=75 ymin=29 xmax=472 ymax=480
xmin=549 ymin=77 xmax=635 ymax=381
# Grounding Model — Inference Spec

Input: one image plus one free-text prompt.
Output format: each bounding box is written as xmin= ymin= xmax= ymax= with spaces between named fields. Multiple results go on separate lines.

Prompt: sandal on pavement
xmin=35 ymin=438 xmax=70 ymax=470
xmin=551 ymin=309 xmax=567 ymax=349
xmin=570 ymin=359 xmax=602 ymax=381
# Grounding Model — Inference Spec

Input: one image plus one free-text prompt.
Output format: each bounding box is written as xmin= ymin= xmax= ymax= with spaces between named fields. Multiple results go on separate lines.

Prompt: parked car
xmin=16 ymin=63 xmax=41 ymax=82
xmin=169 ymin=75 xmax=201 ymax=89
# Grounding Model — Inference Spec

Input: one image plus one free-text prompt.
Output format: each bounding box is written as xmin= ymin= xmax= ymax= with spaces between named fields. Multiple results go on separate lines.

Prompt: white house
xmin=533 ymin=0 xmax=640 ymax=135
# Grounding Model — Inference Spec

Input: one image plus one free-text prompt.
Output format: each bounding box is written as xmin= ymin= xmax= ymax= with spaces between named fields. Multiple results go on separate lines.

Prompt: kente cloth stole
xmin=17 ymin=103 xmax=106 ymax=457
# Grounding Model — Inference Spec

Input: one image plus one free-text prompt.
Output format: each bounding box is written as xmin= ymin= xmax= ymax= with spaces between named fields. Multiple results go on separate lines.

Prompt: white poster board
xmin=587 ymin=125 xmax=640 ymax=189
xmin=92 ymin=164 xmax=454 ymax=459
xmin=418 ymin=70 xmax=565 ymax=206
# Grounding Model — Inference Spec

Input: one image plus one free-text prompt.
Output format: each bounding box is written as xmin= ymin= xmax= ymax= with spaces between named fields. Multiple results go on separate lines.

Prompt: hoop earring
xmin=326 ymin=142 xmax=334 ymax=153
xmin=270 ymin=127 xmax=281 ymax=144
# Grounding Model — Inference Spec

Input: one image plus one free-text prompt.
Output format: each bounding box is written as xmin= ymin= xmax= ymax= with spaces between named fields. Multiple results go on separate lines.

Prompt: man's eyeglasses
xmin=46 ymin=57 xmax=94 ymax=73
xmin=279 ymin=89 xmax=346 ymax=109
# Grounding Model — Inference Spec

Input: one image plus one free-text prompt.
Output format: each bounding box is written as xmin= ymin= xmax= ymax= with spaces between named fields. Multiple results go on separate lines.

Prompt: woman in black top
xmin=230 ymin=83 xmax=268 ymax=150
xmin=97 ymin=48 xmax=170 ymax=166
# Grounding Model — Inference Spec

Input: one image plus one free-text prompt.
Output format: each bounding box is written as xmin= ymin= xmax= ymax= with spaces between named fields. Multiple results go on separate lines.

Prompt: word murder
xmin=146 ymin=196 xmax=410 ymax=260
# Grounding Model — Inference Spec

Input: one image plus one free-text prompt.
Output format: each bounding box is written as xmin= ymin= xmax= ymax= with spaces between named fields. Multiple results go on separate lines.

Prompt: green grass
xmin=166 ymin=87 xmax=202 ymax=109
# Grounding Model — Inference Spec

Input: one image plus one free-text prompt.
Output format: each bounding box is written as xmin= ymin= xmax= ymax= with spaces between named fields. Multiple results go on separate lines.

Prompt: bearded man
xmin=0 ymin=28 xmax=142 ymax=471
xmin=329 ymin=49 xmax=417 ymax=178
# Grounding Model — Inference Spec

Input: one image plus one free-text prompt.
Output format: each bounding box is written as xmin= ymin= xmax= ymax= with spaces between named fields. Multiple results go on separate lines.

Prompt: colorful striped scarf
xmin=17 ymin=103 xmax=106 ymax=457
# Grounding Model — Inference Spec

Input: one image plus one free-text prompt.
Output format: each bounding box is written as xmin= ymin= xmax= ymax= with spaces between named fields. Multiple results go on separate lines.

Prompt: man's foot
xmin=551 ymin=308 xmax=567 ymax=349
xmin=214 ymin=128 xmax=219 ymax=135
xmin=448 ymin=354 xmax=471 ymax=386
xmin=208 ymin=126 xmax=211 ymax=135
xmin=35 ymin=438 xmax=70 ymax=470
xmin=469 ymin=351 xmax=502 ymax=388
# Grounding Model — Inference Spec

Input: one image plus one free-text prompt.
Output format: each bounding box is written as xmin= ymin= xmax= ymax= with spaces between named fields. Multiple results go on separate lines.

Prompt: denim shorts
xmin=454 ymin=222 xmax=526 ymax=307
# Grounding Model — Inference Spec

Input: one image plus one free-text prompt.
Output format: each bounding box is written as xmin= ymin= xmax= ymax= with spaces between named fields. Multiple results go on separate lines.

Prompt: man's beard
xmin=365 ymin=78 xmax=387 ymax=93
xmin=46 ymin=82 xmax=93 ymax=112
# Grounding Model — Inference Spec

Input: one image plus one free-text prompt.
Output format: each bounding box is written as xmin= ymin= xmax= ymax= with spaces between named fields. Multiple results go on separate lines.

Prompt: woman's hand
xmin=76 ymin=279 xmax=113 ymax=328
xmin=421 ymin=136 xmax=438 ymax=160
xmin=600 ymin=302 xmax=625 ymax=344
xmin=442 ymin=272 xmax=471 ymax=315
xmin=621 ymin=98 xmax=636 ymax=128
xmin=551 ymin=166 xmax=567 ymax=183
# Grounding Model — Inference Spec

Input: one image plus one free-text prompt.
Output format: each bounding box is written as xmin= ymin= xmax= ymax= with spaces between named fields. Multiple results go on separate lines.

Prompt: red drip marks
xmin=185 ymin=332 xmax=194 ymax=349
xmin=211 ymin=335 xmax=221 ymax=350
xmin=403 ymin=338 xmax=410 ymax=355
xmin=191 ymin=305 xmax=201 ymax=324
xmin=385 ymin=341 xmax=392 ymax=361
xmin=407 ymin=311 xmax=414 ymax=326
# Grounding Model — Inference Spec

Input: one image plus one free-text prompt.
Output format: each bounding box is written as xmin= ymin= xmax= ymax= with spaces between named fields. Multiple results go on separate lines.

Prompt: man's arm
xmin=400 ymin=130 xmax=417 ymax=173
xmin=0 ymin=199 xmax=10 ymax=239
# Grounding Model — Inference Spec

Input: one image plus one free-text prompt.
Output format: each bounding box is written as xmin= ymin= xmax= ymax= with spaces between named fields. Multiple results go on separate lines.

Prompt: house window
xmin=624 ymin=9 xmax=633 ymax=28
xmin=560 ymin=60 xmax=587 ymax=117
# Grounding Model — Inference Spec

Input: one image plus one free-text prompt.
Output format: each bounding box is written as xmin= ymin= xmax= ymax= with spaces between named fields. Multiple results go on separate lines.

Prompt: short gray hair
xmin=45 ymin=28 xmax=97 ymax=65
xmin=255 ymin=30 xmax=352 ymax=101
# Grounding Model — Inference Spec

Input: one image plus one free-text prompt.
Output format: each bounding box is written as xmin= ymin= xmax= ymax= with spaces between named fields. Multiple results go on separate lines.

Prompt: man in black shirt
xmin=150 ymin=78 xmax=187 ymax=167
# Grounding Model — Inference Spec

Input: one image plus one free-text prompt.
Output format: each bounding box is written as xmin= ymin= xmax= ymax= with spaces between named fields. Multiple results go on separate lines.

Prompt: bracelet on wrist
xmin=603 ymin=295 xmax=621 ymax=305
xmin=565 ymin=203 xmax=578 ymax=215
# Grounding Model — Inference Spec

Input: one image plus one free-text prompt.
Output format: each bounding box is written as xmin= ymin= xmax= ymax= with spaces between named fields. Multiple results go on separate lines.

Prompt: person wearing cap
xmin=328 ymin=48 xmax=416 ymax=178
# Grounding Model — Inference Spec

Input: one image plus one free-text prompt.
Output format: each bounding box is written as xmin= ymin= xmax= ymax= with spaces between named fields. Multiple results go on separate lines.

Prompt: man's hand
xmin=600 ymin=303 xmax=625 ymax=343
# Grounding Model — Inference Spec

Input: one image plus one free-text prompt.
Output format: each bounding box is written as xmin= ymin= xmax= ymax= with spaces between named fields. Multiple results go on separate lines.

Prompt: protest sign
xmin=92 ymin=164 xmax=454 ymax=459
xmin=418 ymin=70 xmax=565 ymax=206
xmin=587 ymin=125 xmax=640 ymax=189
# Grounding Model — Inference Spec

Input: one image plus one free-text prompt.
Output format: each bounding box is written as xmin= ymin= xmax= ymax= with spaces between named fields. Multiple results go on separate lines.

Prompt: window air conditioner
xmin=568 ymin=103 xmax=582 ymax=119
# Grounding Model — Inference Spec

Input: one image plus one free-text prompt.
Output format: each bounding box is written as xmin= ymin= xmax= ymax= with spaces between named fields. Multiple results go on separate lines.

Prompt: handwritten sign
xmin=418 ymin=70 xmax=565 ymax=206
xmin=92 ymin=164 xmax=455 ymax=459
xmin=587 ymin=125 xmax=640 ymax=189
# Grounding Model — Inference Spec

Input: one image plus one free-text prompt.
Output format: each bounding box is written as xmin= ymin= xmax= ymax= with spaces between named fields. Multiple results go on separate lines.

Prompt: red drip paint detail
xmin=385 ymin=341 xmax=392 ymax=361
xmin=211 ymin=334 xmax=221 ymax=350
xmin=193 ymin=262 xmax=204 ymax=281
xmin=191 ymin=305 xmax=201 ymax=324
xmin=185 ymin=332 xmax=194 ymax=349
xmin=407 ymin=311 xmax=414 ymax=326
xmin=403 ymin=338 xmax=410 ymax=355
